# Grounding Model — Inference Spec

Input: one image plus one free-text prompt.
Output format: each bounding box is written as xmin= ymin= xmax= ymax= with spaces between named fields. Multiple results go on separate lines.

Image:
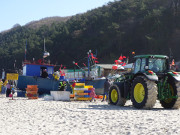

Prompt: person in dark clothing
xmin=41 ymin=69 xmax=48 ymax=78
xmin=102 ymin=78 xmax=111 ymax=102
xmin=58 ymin=81 xmax=67 ymax=91
xmin=6 ymin=81 xmax=11 ymax=97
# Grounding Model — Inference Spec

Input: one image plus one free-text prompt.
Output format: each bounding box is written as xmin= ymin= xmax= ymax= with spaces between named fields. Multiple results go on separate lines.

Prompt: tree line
xmin=0 ymin=0 xmax=180 ymax=73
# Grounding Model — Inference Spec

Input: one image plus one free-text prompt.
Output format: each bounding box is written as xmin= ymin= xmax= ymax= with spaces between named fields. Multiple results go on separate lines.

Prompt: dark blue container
xmin=17 ymin=91 xmax=26 ymax=97
xmin=59 ymin=76 xmax=65 ymax=80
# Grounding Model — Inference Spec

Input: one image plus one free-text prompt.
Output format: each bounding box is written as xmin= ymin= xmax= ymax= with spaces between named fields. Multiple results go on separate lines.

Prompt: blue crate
xmin=84 ymin=90 xmax=91 ymax=93
xmin=84 ymin=95 xmax=90 ymax=98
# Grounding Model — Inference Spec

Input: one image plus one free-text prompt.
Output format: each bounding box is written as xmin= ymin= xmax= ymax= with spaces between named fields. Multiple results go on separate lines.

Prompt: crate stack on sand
xmin=73 ymin=83 xmax=93 ymax=101
xmin=26 ymin=85 xmax=38 ymax=99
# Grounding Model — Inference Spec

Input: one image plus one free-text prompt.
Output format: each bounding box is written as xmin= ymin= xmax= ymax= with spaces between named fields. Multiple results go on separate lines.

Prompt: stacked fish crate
xmin=26 ymin=85 xmax=38 ymax=99
xmin=73 ymin=83 xmax=93 ymax=101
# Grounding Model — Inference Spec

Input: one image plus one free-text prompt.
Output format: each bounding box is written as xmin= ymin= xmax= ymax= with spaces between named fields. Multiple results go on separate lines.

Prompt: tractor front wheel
xmin=131 ymin=76 xmax=157 ymax=109
xmin=108 ymin=84 xmax=126 ymax=106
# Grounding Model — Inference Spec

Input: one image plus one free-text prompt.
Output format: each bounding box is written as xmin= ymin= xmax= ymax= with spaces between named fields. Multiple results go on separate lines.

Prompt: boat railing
xmin=23 ymin=59 xmax=52 ymax=66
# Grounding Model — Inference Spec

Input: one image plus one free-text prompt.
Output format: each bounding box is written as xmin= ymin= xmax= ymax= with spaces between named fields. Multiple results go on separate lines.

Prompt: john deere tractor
xmin=109 ymin=55 xmax=180 ymax=109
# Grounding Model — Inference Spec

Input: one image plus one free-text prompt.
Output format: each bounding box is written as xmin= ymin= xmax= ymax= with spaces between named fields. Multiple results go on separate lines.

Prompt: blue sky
xmin=0 ymin=0 xmax=114 ymax=32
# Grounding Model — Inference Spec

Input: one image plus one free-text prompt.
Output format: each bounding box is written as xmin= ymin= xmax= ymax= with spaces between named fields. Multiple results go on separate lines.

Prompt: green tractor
xmin=109 ymin=55 xmax=180 ymax=109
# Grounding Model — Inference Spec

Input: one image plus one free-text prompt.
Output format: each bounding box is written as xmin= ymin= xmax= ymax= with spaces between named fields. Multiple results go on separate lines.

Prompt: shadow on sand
xmin=79 ymin=104 xmax=176 ymax=111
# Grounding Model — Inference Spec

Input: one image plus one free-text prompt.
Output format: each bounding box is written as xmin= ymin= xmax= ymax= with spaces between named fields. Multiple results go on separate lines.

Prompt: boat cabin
xmin=23 ymin=63 xmax=54 ymax=79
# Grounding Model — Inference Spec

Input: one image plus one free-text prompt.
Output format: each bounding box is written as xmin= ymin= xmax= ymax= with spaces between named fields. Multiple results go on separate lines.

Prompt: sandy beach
xmin=0 ymin=94 xmax=180 ymax=135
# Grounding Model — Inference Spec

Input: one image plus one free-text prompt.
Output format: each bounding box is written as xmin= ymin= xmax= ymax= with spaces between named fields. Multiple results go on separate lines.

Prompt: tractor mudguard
xmin=168 ymin=72 xmax=180 ymax=82
xmin=113 ymin=82 xmax=125 ymax=98
xmin=134 ymin=73 xmax=158 ymax=81
xmin=144 ymin=74 xmax=158 ymax=81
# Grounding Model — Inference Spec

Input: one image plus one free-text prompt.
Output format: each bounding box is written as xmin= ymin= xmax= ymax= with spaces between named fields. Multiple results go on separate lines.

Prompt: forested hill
xmin=0 ymin=0 xmax=180 ymax=72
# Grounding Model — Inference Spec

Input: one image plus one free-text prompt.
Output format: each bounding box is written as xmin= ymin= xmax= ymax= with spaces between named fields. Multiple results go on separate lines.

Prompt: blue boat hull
xmin=85 ymin=79 xmax=106 ymax=95
xmin=17 ymin=76 xmax=106 ymax=95
xmin=17 ymin=75 xmax=60 ymax=95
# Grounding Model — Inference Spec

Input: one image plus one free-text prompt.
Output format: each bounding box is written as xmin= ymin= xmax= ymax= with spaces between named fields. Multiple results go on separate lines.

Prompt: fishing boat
xmin=65 ymin=50 xmax=106 ymax=95
xmin=17 ymin=39 xmax=61 ymax=95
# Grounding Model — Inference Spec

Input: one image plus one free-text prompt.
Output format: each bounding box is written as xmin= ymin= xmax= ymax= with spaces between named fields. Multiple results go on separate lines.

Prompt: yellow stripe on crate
xmin=84 ymin=85 xmax=93 ymax=88
xmin=77 ymin=97 xmax=92 ymax=101
xmin=74 ymin=90 xmax=84 ymax=93
xmin=75 ymin=83 xmax=85 ymax=86
xmin=77 ymin=93 xmax=89 ymax=96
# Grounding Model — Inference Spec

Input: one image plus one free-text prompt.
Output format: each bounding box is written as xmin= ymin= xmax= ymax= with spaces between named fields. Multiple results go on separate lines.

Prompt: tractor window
xmin=140 ymin=58 xmax=146 ymax=72
xmin=149 ymin=58 xmax=167 ymax=72
xmin=134 ymin=58 xmax=141 ymax=73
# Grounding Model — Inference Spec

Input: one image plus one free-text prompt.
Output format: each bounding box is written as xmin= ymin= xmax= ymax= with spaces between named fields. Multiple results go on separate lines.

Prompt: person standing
xmin=1 ymin=79 xmax=7 ymax=94
xmin=58 ymin=81 xmax=67 ymax=91
xmin=0 ymin=79 xmax=2 ymax=93
xmin=6 ymin=81 xmax=11 ymax=97
xmin=41 ymin=69 xmax=48 ymax=78
xmin=90 ymin=88 xmax=96 ymax=102
xmin=102 ymin=78 xmax=110 ymax=102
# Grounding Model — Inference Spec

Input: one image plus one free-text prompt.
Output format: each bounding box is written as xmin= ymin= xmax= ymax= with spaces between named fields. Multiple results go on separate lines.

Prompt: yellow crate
xmin=6 ymin=73 xmax=19 ymax=80
xmin=77 ymin=97 xmax=92 ymax=101
xmin=84 ymin=85 xmax=93 ymax=89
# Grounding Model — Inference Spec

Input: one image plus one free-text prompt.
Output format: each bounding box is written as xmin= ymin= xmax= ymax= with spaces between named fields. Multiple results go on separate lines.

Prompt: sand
xmin=0 ymin=94 xmax=180 ymax=135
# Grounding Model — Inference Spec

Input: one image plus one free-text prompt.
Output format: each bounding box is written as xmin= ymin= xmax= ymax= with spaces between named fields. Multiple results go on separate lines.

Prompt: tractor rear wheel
xmin=131 ymin=76 xmax=158 ymax=109
xmin=108 ymin=84 xmax=126 ymax=106
xmin=160 ymin=80 xmax=180 ymax=109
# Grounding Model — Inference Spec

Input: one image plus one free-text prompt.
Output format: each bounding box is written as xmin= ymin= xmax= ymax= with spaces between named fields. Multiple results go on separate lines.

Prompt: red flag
xmin=91 ymin=53 xmax=97 ymax=59
xmin=75 ymin=63 xmax=78 ymax=65
xmin=92 ymin=56 xmax=98 ymax=59
xmin=83 ymin=63 xmax=87 ymax=67
xmin=62 ymin=71 xmax=65 ymax=76
xmin=115 ymin=60 xmax=118 ymax=64
xmin=95 ymin=61 xmax=99 ymax=63
xmin=172 ymin=59 xmax=175 ymax=66
xmin=119 ymin=56 xmax=123 ymax=60
xmin=123 ymin=56 xmax=126 ymax=58
xmin=112 ymin=65 xmax=117 ymax=70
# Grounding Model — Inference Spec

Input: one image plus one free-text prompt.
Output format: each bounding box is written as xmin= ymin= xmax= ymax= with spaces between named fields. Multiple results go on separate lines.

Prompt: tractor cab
xmin=134 ymin=55 xmax=169 ymax=74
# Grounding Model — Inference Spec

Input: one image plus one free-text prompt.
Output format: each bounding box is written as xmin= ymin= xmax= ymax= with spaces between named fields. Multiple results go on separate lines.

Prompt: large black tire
xmin=108 ymin=84 xmax=126 ymax=106
xmin=131 ymin=76 xmax=158 ymax=109
xmin=160 ymin=79 xmax=180 ymax=109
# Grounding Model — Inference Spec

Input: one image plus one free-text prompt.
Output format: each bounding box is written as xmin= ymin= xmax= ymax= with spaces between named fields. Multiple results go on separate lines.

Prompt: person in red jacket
xmin=90 ymin=88 xmax=96 ymax=102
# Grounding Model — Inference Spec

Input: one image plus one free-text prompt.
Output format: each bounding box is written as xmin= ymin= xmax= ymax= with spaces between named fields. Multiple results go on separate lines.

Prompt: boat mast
xmin=44 ymin=38 xmax=46 ymax=52
xmin=25 ymin=40 xmax=27 ymax=61
xmin=43 ymin=38 xmax=50 ymax=64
